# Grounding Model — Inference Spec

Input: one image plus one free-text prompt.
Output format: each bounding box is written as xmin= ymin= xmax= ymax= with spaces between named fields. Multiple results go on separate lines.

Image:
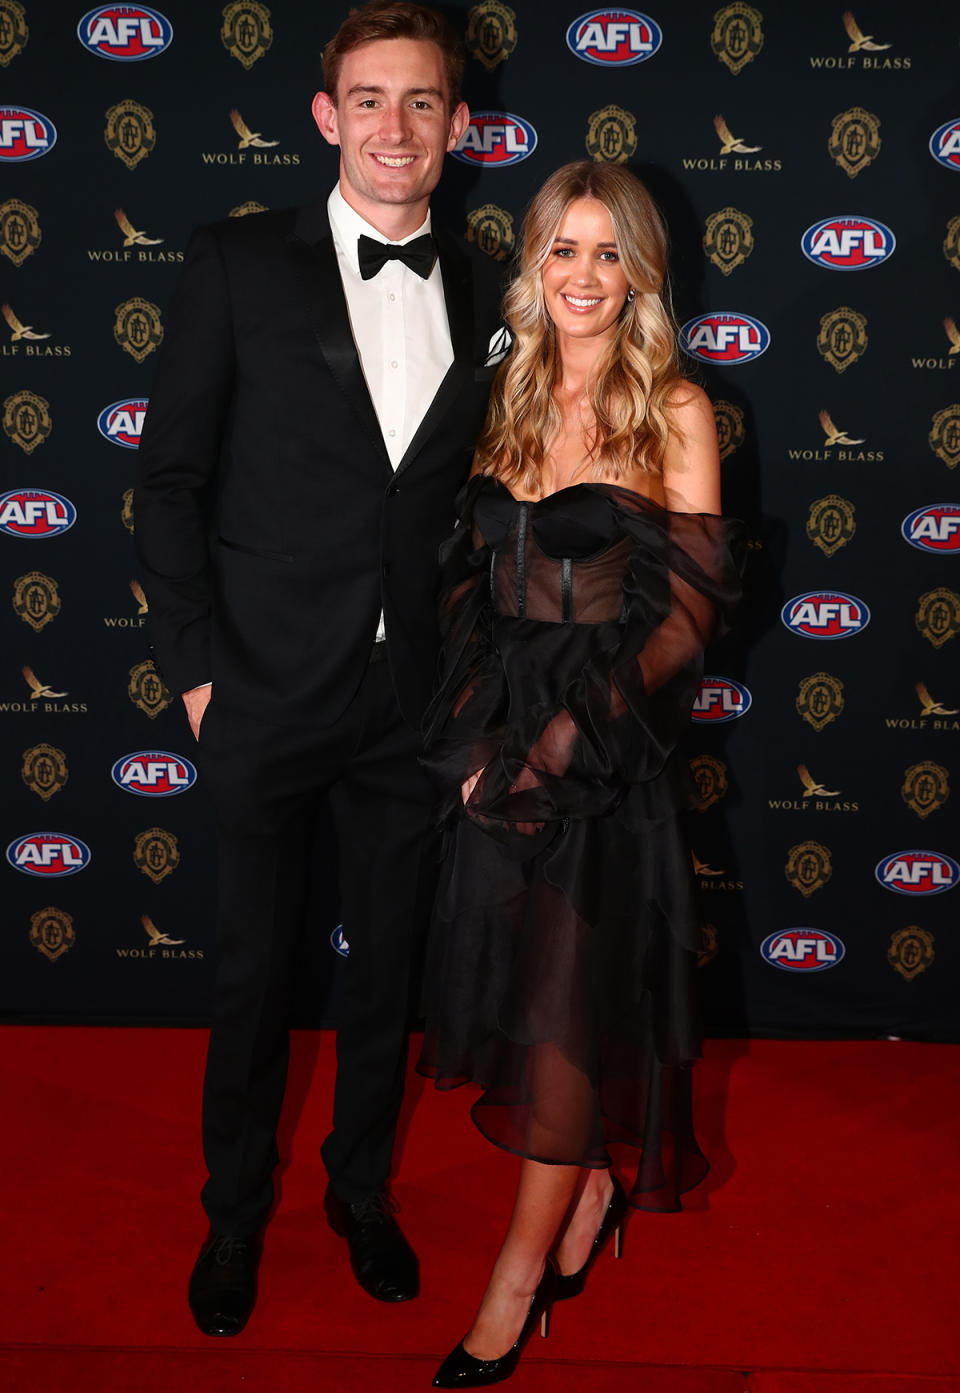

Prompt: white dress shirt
xmin=327 ymin=184 xmax=454 ymax=642
xmin=327 ymin=183 xmax=453 ymax=469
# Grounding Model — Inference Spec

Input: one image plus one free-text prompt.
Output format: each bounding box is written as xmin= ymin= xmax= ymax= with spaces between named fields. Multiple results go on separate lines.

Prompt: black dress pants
xmin=195 ymin=657 xmax=438 ymax=1235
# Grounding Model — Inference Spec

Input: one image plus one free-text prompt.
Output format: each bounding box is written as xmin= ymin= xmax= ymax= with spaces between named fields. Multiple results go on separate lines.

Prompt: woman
xmin=418 ymin=161 xmax=743 ymax=1387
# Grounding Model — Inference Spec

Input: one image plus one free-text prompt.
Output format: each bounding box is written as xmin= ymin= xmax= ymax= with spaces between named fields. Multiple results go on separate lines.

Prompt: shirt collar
xmin=327 ymin=183 xmax=433 ymax=279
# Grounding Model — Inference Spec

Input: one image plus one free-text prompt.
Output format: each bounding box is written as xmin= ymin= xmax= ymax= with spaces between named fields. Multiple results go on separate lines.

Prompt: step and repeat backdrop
xmin=1 ymin=0 xmax=957 ymax=1035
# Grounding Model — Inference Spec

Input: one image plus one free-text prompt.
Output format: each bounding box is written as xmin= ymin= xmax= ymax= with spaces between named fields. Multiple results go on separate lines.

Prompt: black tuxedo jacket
xmin=135 ymin=201 xmax=504 ymax=729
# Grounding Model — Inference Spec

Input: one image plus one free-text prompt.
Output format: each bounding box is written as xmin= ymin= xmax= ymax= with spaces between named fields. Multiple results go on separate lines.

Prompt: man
xmin=135 ymin=1 xmax=502 ymax=1335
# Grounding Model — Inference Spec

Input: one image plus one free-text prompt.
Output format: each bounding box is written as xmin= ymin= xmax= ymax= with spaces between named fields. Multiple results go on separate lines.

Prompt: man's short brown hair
xmin=323 ymin=2 xmax=465 ymax=110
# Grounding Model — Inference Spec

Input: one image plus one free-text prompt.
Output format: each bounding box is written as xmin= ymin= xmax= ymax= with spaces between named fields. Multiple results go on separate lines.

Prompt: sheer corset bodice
xmin=476 ymin=480 xmax=633 ymax=625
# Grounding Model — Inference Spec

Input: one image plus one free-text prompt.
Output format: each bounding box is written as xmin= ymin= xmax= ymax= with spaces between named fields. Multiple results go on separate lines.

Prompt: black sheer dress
xmin=417 ymin=474 xmax=743 ymax=1212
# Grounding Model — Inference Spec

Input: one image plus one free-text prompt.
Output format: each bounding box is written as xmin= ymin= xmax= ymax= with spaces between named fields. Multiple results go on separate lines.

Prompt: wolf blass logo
xmin=884 ymin=681 xmax=959 ymax=733
xmin=787 ymin=409 xmax=881 ymax=463
xmin=808 ymin=9 xmax=909 ymax=69
xmin=0 ymin=667 xmax=86 ymax=715
xmin=768 ymin=763 xmax=858 ymax=814
xmin=201 ymin=109 xmax=300 ymax=167
xmin=1 ymin=304 xmax=71 ymax=358
xmin=912 ymin=318 xmax=958 ymax=372
xmin=87 ymin=208 xmax=182 ymax=264
xmin=682 ymin=113 xmax=781 ymax=173
xmin=116 ymin=913 xmax=202 ymax=961
xmin=104 ymin=579 xmax=148 ymax=629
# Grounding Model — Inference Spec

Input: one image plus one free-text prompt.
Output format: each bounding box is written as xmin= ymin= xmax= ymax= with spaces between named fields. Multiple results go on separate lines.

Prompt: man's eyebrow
xmin=345 ymin=84 xmax=445 ymax=100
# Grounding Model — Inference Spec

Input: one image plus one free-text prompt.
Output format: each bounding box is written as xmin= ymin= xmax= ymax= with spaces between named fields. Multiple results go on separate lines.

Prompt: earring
xmin=626 ymin=288 xmax=637 ymax=302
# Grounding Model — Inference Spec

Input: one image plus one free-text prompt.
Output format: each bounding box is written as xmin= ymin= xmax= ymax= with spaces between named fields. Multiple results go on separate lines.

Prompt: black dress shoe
xmin=188 ymin=1229 xmax=260 ymax=1336
xmin=324 ymin=1185 xmax=419 ymax=1302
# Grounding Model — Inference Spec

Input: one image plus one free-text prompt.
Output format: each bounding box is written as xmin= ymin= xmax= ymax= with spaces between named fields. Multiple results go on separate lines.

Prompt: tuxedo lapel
xmin=287 ymin=203 xmax=391 ymax=474
xmin=394 ymin=230 xmax=475 ymax=480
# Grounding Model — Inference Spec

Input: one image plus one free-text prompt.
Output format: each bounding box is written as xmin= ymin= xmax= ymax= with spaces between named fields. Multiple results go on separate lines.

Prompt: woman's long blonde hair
xmin=475 ymin=161 xmax=686 ymax=492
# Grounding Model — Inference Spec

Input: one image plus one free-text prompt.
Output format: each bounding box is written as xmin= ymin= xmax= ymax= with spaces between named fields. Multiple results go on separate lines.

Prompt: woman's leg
xmin=464 ymin=1157 xmax=579 ymax=1358
xmin=553 ymin=1166 xmax=616 ymax=1276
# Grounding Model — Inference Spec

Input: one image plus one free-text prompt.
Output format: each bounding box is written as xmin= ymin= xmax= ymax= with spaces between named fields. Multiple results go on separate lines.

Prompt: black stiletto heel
xmin=554 ymin=1174 xmax=627 ymax=1301
xmin=432 ymin=1259 xmax=556 ymax=1388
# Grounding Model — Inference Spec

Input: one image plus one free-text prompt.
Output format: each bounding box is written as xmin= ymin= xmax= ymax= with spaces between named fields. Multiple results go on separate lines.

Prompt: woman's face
xmin=541 ymin=197 xmax=630 ymax=344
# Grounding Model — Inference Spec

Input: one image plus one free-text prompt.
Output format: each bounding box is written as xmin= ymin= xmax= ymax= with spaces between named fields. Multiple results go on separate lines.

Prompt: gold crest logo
xmin=0 ymin=196 xmax=40 ymax=267
xmin=818 ymin=409 xmax=864 ymax=447
xmin=943 ymin=216 xmax=960 ymax=274
xmin=0 ymin=0 xmax=28 ymax=65
xmin=142 ymin=913 xmax=185 ymax=947
xmin=796 ymin=673 xmax=844 ymax=731
xmin=817 ymin=306 xmax=868 ymax=373
xmin=915 ymin=588 xmax=960 ymax=649
xmin=713 ymin=399 xmax=745 ymax=460
xmin=916 ymin=681 xmax=958 ymax=718
xmin=703 ymin=207 xmax=754 ymax=276
xmin=797 ymin=765 xmax=840 ymax=799
xmin=221 ymin=1 xmax=272 ymax=69
xmin=785 ymin=840 xmax=832 ymax=897
xmin=2 ymin=302 xmax=49 ymax=341
xmin=888 ymin=926 xmax=934 ymax=982
xmin=2 ymin=388 xmax=51 ymax=453
xmin=928 ymin=404 xmax=960 ymax=469
xmin=21 ymin=743 xmax=68 ymax=801
xmin=466 ymin=203 xmax=516 ymax=262
xmin=901 ymin=761 xmax=949 ymax=819
xmin=466 ymin=1 xmax=517 ymax=71
xmin=30 ymin=906 xmax=75 ymax=962
xmin=14 ymin=571 xmax=60 ymax=632
xmin=828 ymin=106 xmax=881 ymax=178
xmin=229 ymin=200 xmax=268 ymax=219
xmin=711 ymin=3 xmax=764 ymax=75
xmin=699 ymin=922 xmax=720 ymax=968
xmin=114 ymin=208 xmax=162 ymax=248
xmin=806 ymin=494 xmax=856 ymax=557
xmin=113 ymin=297 xmax=163 ymax=363
xmin=690 ymin=754 xmax=728 ymax=812
xmin=105 ymin=99 xmax=156 ymax=170
xmin=121 ymin=487 xmax=135 ymax=534
xmin=128 ymin=659 xmax=172 ymax=718
xmin=586 ymin=105 xmax=638 ymax=164
xmin=133 ymin=828 xmax=181 ymax=884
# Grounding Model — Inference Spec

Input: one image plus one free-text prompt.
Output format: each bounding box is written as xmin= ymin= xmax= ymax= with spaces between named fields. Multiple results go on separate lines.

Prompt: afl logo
xmin=761 ymin=929 xmax=845 ymax=973
xmin=566 ymin=10 xmax=663 ymax=66
xmin=901 ymin=504 xmax=960 ymax=554
xmin=0 ymin=489 xmax=77 ymax=539
xmin=6 ymin=832 xmax=91 ymax=878
xmin=0 ymin=107 xmax=57 ymax=163
xmin=801 ymin=216 xmax=895 ymax=271
xmin=330 ymin=925 xmax=350 ymax=958
xmin=452 ymin=111 xmax=537 ymax=167
xmin=691 ymin=675 xmax=752 ymax=724
xmin=111 ymin=751 xmax=197 ymax=797
xmin=679 ymin=312 xmax=769 ymax=365
xmin=77 ymin=6 xmax=173 ymax=60
xmin=97 ymin=399 xmax=148 ymax=450
xmin=929 ymin=118 xmax=960 ymax=172
xmin=876 ymin=850 xmax=959 ymax=896
xmin=781 ymin=591 xmax=869 ymax=640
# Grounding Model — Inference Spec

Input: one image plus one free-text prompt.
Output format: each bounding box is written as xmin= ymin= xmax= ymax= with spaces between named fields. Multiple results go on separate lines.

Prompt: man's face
xmin=313 ymin=38 xmax=468 ymax=230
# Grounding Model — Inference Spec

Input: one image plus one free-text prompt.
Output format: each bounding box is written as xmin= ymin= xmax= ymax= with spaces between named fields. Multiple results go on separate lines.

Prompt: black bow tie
xmin=357 ymin=232 xmax=437 ymax=281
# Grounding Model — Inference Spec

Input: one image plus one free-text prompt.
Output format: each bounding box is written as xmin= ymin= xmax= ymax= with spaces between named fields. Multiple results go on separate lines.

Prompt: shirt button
xmin=388 ymin=428 xmax=396 ymax=437
xmin=390 ymin=360 xmax=398 ymax=369
xmin=388 ymin=292 xmax=396 ymax=302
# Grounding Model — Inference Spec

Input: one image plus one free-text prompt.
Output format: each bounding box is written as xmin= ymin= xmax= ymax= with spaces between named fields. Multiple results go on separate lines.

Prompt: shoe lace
xmin=351 ymin=1192 xmax=399 ymax=1225
xmin=209 ymin=1235 xmax=251 ymax=1266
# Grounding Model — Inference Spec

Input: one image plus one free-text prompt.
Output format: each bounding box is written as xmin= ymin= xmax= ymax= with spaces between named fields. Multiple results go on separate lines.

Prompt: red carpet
xmin=1 ymin=1029 xmax=957 ymax=1391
